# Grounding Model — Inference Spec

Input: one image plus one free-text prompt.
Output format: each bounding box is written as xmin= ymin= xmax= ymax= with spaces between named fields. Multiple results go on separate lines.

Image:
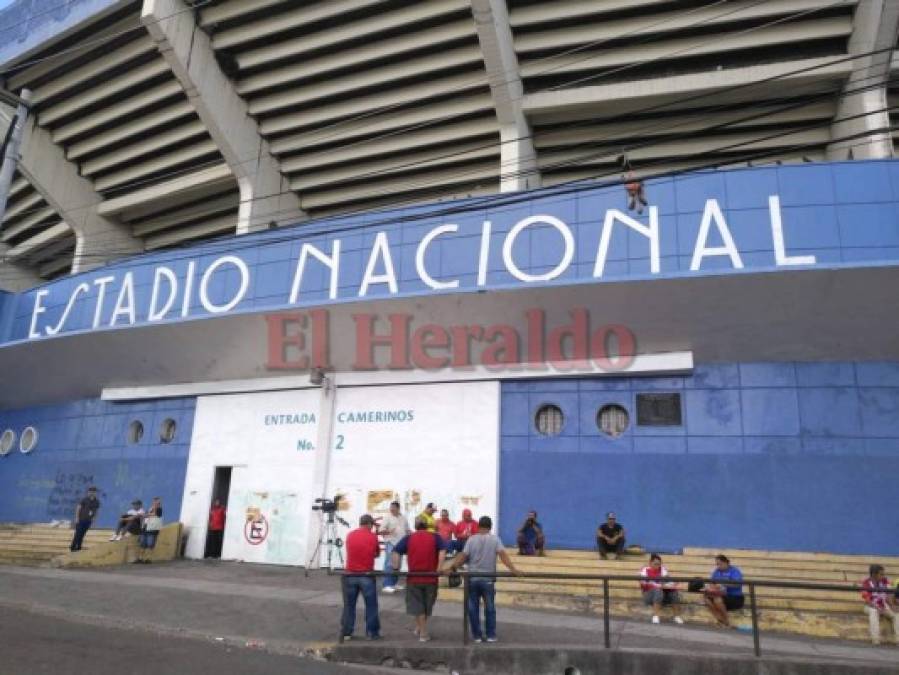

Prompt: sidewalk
xmin=0 ymin=560 xmax=895 ymax=672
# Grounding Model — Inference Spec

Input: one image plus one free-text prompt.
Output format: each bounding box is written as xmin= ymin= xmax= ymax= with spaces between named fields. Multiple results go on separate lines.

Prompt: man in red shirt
xmin=342 ymin=514 xmax=381 ymax=640
xmin=206 ymin=500 xmax=226 ymax=559
xmin=450 ymin=508 xmax=478 ymax=553
xmin=392 ymin=516 xmax=447 ymax=642
xmin=436 ymin=509 xmax=455 ymax=545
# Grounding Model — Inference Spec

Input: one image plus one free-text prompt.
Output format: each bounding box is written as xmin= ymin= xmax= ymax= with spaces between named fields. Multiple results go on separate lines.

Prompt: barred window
xmin=160 ymin=418 xmax=177 ymax=444
xmin=597 ymin=404 xmax=629 ymax=438
xmin=128 ymin=420 xmax=144 ymax=445
xmin=535 ymin=404 xmax=564 ymax=436
xmin=19 ymin=426 xmax=38 ymax=454
xmin=0 ymin=429 xmax=14 ymax=456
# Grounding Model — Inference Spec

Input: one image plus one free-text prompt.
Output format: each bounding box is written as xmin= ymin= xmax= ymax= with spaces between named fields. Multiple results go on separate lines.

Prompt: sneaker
xmin=382 ymin=586 xmax=396 ymax=594
xmin=472 ymin=637 xmax=483 ymax=643
xmin=342 ymin=635 xmax=352 ymax=641
xmin=651 ymin=616 xmax=660 ymax=624
xmin=366 ymin=634 xmax=382 ymax=641
xmin=418 ymin=635 xmax=431 ymax=643
xmin=674 ymin=617 xmax=685 ymax=625
xmin=486 ymin=637 xmax=498 ymax=643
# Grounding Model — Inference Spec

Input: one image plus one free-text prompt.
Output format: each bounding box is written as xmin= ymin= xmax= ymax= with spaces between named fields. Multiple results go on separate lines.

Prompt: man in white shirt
xmin=378 ymin=501 xmax=409 ymax=593
xmin=110 ymin=499 xmax=144 ymax=541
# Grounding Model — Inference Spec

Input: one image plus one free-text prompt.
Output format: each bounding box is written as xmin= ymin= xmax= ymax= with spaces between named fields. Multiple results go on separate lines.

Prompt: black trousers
xmin=70 ymin=520 xmax=92 ymax=551
xmin=206 ymin=529 xmax=224 ymax=558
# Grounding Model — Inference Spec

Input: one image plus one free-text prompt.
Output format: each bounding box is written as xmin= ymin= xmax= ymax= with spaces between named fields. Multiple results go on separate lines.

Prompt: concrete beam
xmin=17 ymin=119 xmax=141 ymax=274
xmin=471 ymin=0 xmax=540 ymax=192
xmin=141 ymin=0 xmax=305 ymax=233
xmin=827 ymin=0 xmax=899 ymax=160
xmin=0 ymin=244 xmax=42 ymax=291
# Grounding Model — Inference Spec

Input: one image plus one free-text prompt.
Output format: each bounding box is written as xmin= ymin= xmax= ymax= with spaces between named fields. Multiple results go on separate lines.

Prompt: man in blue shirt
xmin=704 ymin=554 xmax=744 ymax=627
xmin=515 ymin=510 xmax=545 ymax=556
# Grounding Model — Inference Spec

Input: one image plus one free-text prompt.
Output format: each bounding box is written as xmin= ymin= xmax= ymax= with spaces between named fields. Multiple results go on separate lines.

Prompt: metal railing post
xmin=749 ymin=582 xmax=761 ymax=657
xmin=338 ymin=574 xmax=348 ymax=644
xmin=462 ymin=574 xmax=471 ymax=645
xmin=603 ymin=577 xmax=611 ymax=649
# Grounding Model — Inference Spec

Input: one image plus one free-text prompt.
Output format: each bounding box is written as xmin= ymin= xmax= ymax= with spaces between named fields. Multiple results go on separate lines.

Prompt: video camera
xmin=311 ymin=494 xmax=349 ymax=527
xmin=312 ymin=495 xmax=341 ymax=514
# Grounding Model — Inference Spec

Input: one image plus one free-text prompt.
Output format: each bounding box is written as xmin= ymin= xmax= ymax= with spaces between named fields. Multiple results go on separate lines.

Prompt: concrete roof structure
xmin=0 ymin=0 xmax=895 ymax=288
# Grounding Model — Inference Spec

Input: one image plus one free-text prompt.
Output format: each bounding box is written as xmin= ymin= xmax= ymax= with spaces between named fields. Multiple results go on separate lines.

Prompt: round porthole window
xmin=19 ymin=426 xmax=38 ymax=454
xmin=128 ymin=420 xmax=144 ymax=445
xmin=0 ymin=429 xmax=15 ymax=456
xmin=159 ymin=418 xmax=176 ymax=444
xmin=597 ymin=404 xmax=629 ymax=438
xmin=535 ymin=404 xmax=564 ymax=436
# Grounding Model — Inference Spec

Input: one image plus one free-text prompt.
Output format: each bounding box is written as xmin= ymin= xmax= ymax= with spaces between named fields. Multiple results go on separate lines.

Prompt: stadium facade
xmin=0 ymin=0 xmax=897 ymax=564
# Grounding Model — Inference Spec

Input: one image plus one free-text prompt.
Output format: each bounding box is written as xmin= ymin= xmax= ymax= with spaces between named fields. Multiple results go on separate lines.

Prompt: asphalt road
xmin=0 ymin=605 xmax=412 ymax=675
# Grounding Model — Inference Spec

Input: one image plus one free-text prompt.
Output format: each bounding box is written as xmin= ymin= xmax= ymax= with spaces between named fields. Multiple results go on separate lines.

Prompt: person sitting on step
xmin=516 ymin=510 xmax=545 ymax=556
xmin=596 ymin=512 xmax=626 ymax=560
xmin=703 ymin=554 xmax=744 ymax=628
xmin=862 ymin=564 xmax=899 ymax=645
xmin=639 ymin=553 xmax=684 ymax=625
xmin=110 ymin=499 xmax=144 ymax=541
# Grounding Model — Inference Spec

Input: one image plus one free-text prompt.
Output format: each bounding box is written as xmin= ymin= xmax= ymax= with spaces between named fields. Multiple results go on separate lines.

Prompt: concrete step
xmin=537 ymin=547 xmax=899 ymax=566
xmin=510 ymin=554 xmax=885 ymax=575
xmin=486 ymin=582 xmax=861 ymax=613
xmin=490 ymin=578 xmax=861 ymax=602
xmin=440 ymin=588 xmax=873 ymax=641
xmin=509 ymin=561 xmax=857 ymax=582
xmin=685 ymin=547 xmax=899 ymax=565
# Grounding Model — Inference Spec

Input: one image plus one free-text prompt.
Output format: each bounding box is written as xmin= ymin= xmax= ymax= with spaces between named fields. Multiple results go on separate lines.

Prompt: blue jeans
xmin=70 ymin=520 xmax=92 ymax=551
xmin=342 ymin=576 xmax=380 ymax=638
xmin=467 ymin=578 xmax=496 ymax=640
xmin=382 ymin=542 xmax=398 ymax=588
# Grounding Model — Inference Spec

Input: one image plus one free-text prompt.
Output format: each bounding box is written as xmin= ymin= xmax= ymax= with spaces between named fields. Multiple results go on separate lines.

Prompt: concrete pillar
xmin=471 ymin=0 xmax=541 ymax=192
xmin=306 ymin=375 xmax=338 ymax=569
xmin=142 ymin=0 xmax=305 ymax=233
xmin=828 ymin=0 xmax=899 ymax=160
xmin=0 ymin=246 xmax=42 ymax=291
xmin=17 ymin=119 xmax=141 ymax=273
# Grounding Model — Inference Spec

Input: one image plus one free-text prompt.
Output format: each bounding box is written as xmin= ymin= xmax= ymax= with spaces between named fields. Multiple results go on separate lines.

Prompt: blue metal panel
xmin=499 ymin=361 xmax=899 ymax=555
xmin=0 ymin=397 xmax=195 ymax=527
xmin=6 ymin=161 xmax=899 ymax=346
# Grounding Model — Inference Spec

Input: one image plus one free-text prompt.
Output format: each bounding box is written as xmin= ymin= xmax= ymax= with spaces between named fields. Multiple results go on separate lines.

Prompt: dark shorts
xmin=140 ymin=531 xmax=159 ymax=549
xmin=723 ymin=595 xmax=745 ymax=611
xmin=405 ymin=584 xmax=438 ymax=617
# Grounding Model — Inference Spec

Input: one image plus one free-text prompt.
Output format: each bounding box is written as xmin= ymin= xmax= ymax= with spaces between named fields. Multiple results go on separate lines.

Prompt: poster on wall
xmin=182 ymin=381 xmax=499 ymax=566
xmin=326 ymin=381 xmax=500 ymax=561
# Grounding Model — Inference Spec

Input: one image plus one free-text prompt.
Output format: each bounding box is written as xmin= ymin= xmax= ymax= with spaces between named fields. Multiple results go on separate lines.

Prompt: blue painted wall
xmin=0 ymin=397 xmax=195 ymax=527
xmin=4 ymin=160 xmax=899 ymax=344
xmin=0 ymin=0 xmax=119 ymax=68
xmin=499 ymin=362 xmax=899 ymax=555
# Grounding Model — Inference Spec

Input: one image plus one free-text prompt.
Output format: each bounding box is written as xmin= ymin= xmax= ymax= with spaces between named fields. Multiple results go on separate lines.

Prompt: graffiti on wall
xmin=45 ymin=470 xmax=95 ymax=518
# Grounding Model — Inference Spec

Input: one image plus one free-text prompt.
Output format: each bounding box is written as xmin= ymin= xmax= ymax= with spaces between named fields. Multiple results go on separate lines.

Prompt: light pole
xmin=0 ymin=89 xmax=31 ymax=230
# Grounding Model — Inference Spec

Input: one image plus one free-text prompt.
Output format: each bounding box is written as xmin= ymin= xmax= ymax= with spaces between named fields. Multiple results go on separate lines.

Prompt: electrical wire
xmin=4 ymin=104 xmax=895 ymax=281
xmin=3 ymin=42 xmax=891 ymax=233
xmin=0 ymin=0 xmax=864 ymax=225
xmin=0 ymin=4 xmax=893 ymax=275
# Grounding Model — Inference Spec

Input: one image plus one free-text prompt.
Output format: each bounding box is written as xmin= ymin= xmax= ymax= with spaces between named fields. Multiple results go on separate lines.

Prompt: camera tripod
xmin=304 ymin=510 xmax=348 ymax=575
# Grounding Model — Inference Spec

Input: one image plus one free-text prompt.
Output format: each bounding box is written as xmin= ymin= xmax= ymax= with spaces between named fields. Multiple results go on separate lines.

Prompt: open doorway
xmin=204 ymin=466 xmax=232 ymax=558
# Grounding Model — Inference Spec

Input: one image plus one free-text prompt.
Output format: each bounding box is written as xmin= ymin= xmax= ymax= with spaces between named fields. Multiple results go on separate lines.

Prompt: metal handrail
xmin=336 ymin=569 xmax=884 ymax=656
